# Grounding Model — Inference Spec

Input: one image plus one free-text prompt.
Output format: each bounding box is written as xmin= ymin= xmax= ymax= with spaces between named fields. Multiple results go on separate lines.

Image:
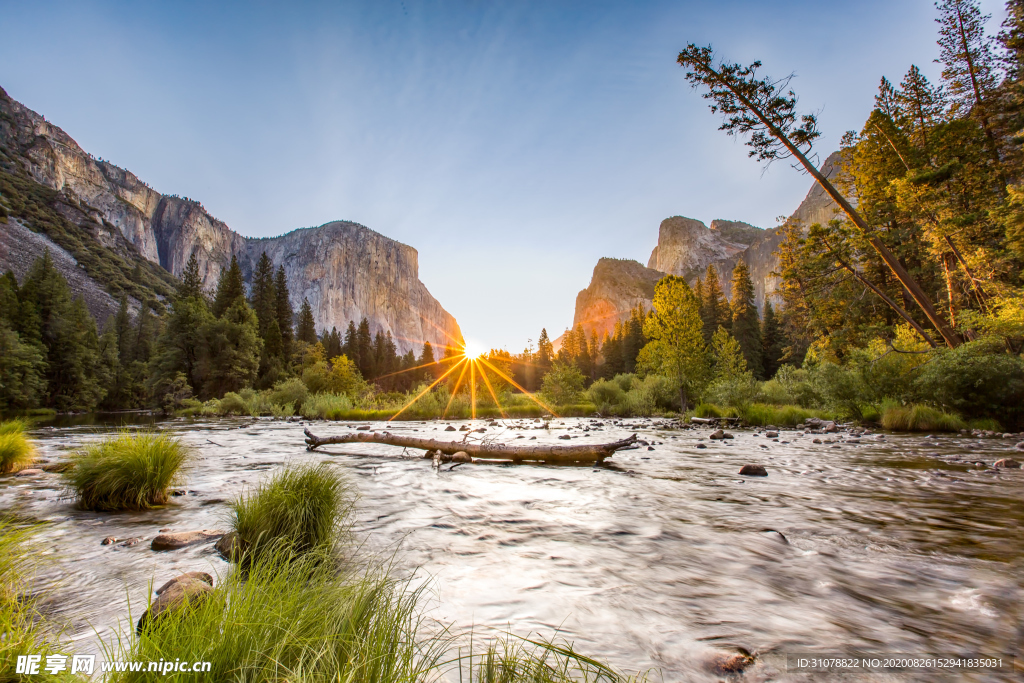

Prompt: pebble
xmin=738 ymin=464 xmax=767 ymax=476
xmin=151 ymin=529 xmax=224 ymax=551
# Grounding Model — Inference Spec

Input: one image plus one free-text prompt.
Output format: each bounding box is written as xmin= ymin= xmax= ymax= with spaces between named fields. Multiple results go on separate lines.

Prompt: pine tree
xmin=212 ymin=256 xmax=245 ymax=318
xmin=274 ymin=266 xmax=293 ymax=356
xmin=201 ymin=298 xmax=262 ymax=397
xmin=701 ymin=265 xmax=731 ymax=342
xmin=730 ymin=261 xmax=763 ymax=379
xmin=536 ymin=328 xmax=554 ymax=375
xmin=343 ymin=321 xmax=358 ymax=365
xmin=296 ymin=298 xmax=317 ymax=344
xmin=355 ymin=318 xmax=373 ymax=379
xmin=419 ymin=341 xmax=437 ymax=381
xmin=250 ymin=252 xmax=276 ymax=337
xmin=760 ymin=300 xmax=785 ymax=379
xmin=896 ymin=65 xmax=945 ymax=153
xmin=710 ymin=326 xmax=748 ymax=381
xmin=179 ymin=253 xmax=204 ymax=300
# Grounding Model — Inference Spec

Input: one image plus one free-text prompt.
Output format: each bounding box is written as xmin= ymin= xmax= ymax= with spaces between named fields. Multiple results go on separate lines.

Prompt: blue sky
xmin=0 ymin=0 xmax=1008 ymax=350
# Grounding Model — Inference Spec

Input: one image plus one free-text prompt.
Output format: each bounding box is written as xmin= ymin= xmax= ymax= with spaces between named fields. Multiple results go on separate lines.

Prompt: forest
xmin=1 ymin=0 xmax=1023 ymax=430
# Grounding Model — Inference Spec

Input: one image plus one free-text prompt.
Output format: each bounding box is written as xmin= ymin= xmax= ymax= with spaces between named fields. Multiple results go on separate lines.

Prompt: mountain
xmin=564 ymin=152 xmax=845 ymax=340
xmin=0 ymin=86 xmax=462 ymax=354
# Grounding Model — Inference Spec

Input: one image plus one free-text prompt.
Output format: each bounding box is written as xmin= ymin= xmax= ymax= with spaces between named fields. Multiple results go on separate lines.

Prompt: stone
xmin=356 ymin=425 xmax=371 ymax=431
xmin=151 ymin=529 xmax=223 ymax=551
xmin=14 ymin=468 xmax=43 ymax=477
xmin=723 ymin=432 xmax=735 ymax=439
xmin=120 ymin=537 xmax=142 ymax=547
xmin=558 ymin=434 xmax=571 ymax=440
xmin=993 ymin=458 xmax=1021 ymax=469
xmin=137 ymin=573 xmax=213 ymax=632
xmin=702 ymin=651 xmax=755 ymax=675
xmin=215 ymin=532 xmax=248 ymax=561
xmin=709 ymin=429 xmax=725 ymax=440
xmin=812 ymin=438 xmax=822 ymax=444
xmin=647 ymin=446 xmax=655 ymax=451
xmin=765 ymin=431 xmax=779 ymax=438
xmin=739 ymin=464 xmax=768 ymax=476
xmin=101 ymin=536 xmax=117 ymax=545
xmin=41 ymin=461 xmax=72 ymax=473
xmin=695 ymin=443 xmax=707 ymax=449
xmin=444 ymin=425 xmax=456 ymax=431
xmin=1015 ymin=442 xmax=1024 ymax=451
xmin=823 ymin=422 xmax=839 ymax=433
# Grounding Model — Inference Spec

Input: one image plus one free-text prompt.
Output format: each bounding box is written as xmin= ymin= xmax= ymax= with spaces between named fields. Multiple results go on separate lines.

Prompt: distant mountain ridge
xmin=0 ymin=86 xmax=462 ymax=354
xmin=564 ymin=152 xmax=845 ymax=342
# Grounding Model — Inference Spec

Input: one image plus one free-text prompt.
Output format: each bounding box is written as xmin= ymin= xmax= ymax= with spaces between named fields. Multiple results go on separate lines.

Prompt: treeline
xmin=0 ymin=248 xmax=442 ymax=413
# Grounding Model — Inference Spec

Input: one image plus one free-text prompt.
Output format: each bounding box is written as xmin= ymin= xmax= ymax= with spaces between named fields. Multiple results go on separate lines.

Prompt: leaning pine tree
xmin=676 ymin=44 xmax=961 ymax=348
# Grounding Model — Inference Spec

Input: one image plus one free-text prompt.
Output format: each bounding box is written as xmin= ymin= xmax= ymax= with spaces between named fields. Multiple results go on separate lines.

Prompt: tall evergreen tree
xmin=729 ymin=261 xmax=763 ymax=379
xmin=274 ymin=266 xmax=294 ymax=357
xmin=760 ymin=300 xmax=785 ymax=379
xmin=536 ymin=328 xmax=554 ymax=377
xmin=179 ymin=253 xmax=204 ymax=300
xmin=419 ymin=341 xmax=437 ymax=381
xmin=355 ymin=318 xmax=373 ymax=379
xmin=296 ymin=298 xmax=317 ymax=344
xmin=701 ymin=265 xmax=731 ymax=343
xmin=212 ymin=256 xmax=245 ymax=318
xmin=342 ymin=320 xmax=358 ymax=365
xmin=250 ymin=252 xmax=276 ymax=337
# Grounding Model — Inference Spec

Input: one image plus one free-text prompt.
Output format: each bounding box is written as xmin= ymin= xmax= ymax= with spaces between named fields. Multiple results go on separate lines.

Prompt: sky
xmin=0 ymin=0 xmax=1009 ymax=351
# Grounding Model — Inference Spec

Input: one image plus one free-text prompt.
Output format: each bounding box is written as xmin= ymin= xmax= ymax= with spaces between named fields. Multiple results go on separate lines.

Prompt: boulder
xmin=993 ymin=458 xmax=1021 ymax=469
xmin=558 ymin=434 xmax=571 ymax=440
xmin=14 ymin=468 xmax=43 ymax=477
xmin=695 ymin=443 xmax=707 ymax=449
xmin=101 ymin=536 xmax=117 ymax=545
xmin=823 ymin=422 xmax=838 ymax=433
xmin=739 ymin=464 xmax=768 ymax=476
xmin=709 ymin=429 xmax=725 ymax=440
xmin=444 ymin=425 xmax=456 ymax=432
xmin=765 ymin=431 xmax=779 ymax=438
xmin=702 ymin=651 xmax=755 ymax=675
xmin=215 ymin=532 xmax=248 ymax=561
xmin=151 ymin=529 xmax=224 ymax=551
xmin=812 ymin=438 xmax=822 ymax=444
xmin=137 ymin=573 xmax=214 ymax=632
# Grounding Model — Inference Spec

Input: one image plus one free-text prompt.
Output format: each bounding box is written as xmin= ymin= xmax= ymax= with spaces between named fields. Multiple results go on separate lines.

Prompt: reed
xmin=0 ymin=419 xmax=36 ymax=474
xmin=62 ymin=431 xmax=191 ymax=510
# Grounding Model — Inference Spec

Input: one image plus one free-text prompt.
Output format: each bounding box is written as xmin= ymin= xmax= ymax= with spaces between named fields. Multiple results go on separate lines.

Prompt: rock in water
xmin=151 ymin=529 xmax=224 ymax=551
xmin=709 ymin=429 xmax=725 ymax=440
xmin=739 ymin=464 xmax=768 ymax=476
xmin=695 ymin=443 xmax=707 ymax=449
xmin=702 ymin=650 xmax=755 ymax=675
xmin=444 ymin=425 xmax=456 ymax=432
xmin=215 ymin=532 xmax=248 ymax=561
xmin=451 ymin=451 xmax=472 ymax=463
xmin=137 ymin=573 xmax=214 ymax=632
xmin=765 ymin=431 xmax=779 ymax=438
xmin=993 ymin=458 xmax=1021 ymax=469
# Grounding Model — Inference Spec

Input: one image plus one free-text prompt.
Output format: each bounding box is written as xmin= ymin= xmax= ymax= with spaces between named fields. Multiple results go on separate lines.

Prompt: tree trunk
xmin=303 ymin=428 xmax=638 ymax=463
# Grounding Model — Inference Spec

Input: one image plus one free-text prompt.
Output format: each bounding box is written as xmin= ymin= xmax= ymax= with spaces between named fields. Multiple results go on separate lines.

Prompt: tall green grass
xmin=457 ymin=634 xmax=640 ymax=683
xmin=0 ymin=520 xmax=74 ymax=679
xmin=62 ymin=431 xmax=191 ymax=510
xmin=231 ymin=463 xmax=354 ymax=564
xmin=880 ymin=404 xmax=967 ymax=432
xmin=692 ymin=403 xmax=833 ymax=426
xmin=0 ymin=419 xmax=36 ymax=474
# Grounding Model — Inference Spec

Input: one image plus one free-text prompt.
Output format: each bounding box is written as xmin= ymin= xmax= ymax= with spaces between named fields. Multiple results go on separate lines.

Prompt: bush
xmin=63 ymin=431 xmax=191 ymax=510
xmin=541 ymin=361 xmax=586 ymax=406
xmin=269 ymin=377 xmax=309 ymax=411
xmin=215 ymin=391 xmax=249 ymax=415
xmin=231 ymin=462 xmax=354 ymax=564
xmin=881 ymin=404 xmax=967 ymax=432
xmin=0 ymin=419 xmax=36 ymax=473
xmin=913 ymin=339 xmax=1024 ymax=429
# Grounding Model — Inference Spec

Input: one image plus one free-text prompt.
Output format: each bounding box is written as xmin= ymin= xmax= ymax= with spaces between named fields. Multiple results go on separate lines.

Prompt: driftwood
xmin=304 ymin=428 xmax=637 ymax=463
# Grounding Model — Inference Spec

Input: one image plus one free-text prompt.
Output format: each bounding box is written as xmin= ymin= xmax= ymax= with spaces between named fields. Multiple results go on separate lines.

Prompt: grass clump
xmin=0 ymin=419 xmax=36 ymax=474
xmin=458 ymin=635 xmax=640 ymax=683
xmin=63 ymin=431 xmax=191 ymax=510
xmin=300 ymin=392 xmax=354 ymax=420
xmin=231 ymin=462 xmax=354 ymax=564
xmin=0 ymin=520 xmax=73 ymax=676
xmin=880 ymin=404 xmax=967 ymax=432
xmin=113 ymin=549 xmax=440 ymax=683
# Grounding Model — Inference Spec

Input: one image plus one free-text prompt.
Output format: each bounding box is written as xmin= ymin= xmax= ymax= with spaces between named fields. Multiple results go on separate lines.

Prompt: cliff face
xmin=0 ymin=86 xmax=462 ymax=353
xmin=568 ymin=258 xmax=664 ymax=342
xmin=567 ymin=152 xmax=846 ymax=338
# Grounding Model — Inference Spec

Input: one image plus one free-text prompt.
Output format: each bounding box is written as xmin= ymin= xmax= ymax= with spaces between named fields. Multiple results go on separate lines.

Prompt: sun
xmin=462 ymin=339 xmax=485 ymax=360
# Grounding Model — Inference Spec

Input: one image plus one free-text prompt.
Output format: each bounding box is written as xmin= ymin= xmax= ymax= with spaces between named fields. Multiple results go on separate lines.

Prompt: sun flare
xmin=462 ymin=340 xmax=486 ymax=360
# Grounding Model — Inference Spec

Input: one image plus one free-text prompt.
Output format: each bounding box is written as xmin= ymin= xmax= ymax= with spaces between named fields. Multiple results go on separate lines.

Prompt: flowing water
xmin=2 ymin=415 xmax=1022 ymax=681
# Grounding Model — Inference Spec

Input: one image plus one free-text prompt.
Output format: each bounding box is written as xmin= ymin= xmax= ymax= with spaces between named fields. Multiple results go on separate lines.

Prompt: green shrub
xmin=738 ymin=403 xmax=832 ymax=426
xmin=0 ymin=419 xmax=36 ymax=473
xmin=913 ymin=339 xmax=1024 ymax=429
xmin=881 ymin=404 xmax=967 ymax=432
xmin=540 ymin=361 xmax=586 ymax=406
xmin=231 ymin=463 xmax=354 ymax=564
xmin=63 ymin=431 xmax=191 ymax=510
xmin=269 ymin=377 xmax=309 ymax=410
xmin=215 ymin=391 xmax=249 ymax=415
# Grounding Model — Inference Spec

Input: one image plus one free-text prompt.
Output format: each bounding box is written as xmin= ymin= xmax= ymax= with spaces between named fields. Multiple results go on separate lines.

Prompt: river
xmin=2 ymin=416 xmax=1021 ymax=681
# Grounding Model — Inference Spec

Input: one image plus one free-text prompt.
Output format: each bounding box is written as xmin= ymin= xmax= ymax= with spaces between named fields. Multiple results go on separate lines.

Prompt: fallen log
xmin=303 ymin=428 xmax=637 ymax=463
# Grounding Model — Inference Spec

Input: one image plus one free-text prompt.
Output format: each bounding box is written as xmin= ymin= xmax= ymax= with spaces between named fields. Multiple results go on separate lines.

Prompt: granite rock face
xmin=0 ymin=86 xmax=462 ymax=354
xmin=569 ymin=258 xmax=664 ymax=341
xmin=567 ymin=152 xmax=846 ymax=338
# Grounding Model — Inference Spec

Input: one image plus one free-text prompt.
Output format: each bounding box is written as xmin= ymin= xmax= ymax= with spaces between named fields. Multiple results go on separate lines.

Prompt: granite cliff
xmin=566 ymin=152 xmax=845 ymax=340
xmin=0 ymin=86 xmax=462 ymax=353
